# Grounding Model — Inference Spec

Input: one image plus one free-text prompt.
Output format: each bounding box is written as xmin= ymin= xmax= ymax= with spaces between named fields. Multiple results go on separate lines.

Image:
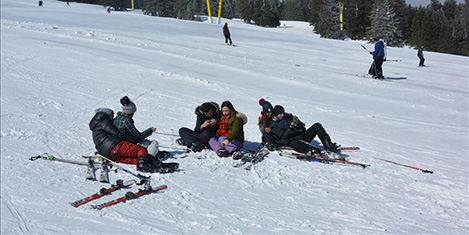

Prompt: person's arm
xmin=124 ymin=119 xmax=152 ymax=140
xmin=226 ymin=118 xmax=243 ymax=142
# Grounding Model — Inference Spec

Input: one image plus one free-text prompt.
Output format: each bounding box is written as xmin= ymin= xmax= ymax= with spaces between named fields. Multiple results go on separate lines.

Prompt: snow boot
xmin=150 ymin=156 xmax=179 ymax=173
xmin=264 ymin=142 xmax=276 ymax=151
xmin=190 ymin=141 xmax=204 ymax=152
xmin=217 ymin=149 xmax=230 ymax=158
xmin=136 ymin=155 xmax=156 ymax=173
xmin=176 ymin=138 xmax=185 ymax=146
xmin=231 ymin=151 xmax=243 ymax=160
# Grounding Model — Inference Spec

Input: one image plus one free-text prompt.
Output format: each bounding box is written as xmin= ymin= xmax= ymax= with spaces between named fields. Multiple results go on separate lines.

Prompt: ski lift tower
xmin=206 ymin=0 xmax=223 ymax=24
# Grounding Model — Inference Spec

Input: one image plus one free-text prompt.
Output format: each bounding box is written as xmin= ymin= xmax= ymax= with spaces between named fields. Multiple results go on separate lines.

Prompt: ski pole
xmin=384 ymin=59 xmax=402 ymax=62
xmin=374 ymin=157 xmax=433 ymax=174
xmin=154 ymin=131 xmax=179 ymax=137
xmin=357 ymin=42 xmax=372 ymax=53
xmin=89 ymin=155 xmax=151 ymax=184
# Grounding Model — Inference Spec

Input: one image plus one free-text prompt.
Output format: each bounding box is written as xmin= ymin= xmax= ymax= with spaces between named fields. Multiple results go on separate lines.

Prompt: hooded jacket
xmin=194 ymin=102 xmax=221 ymax=134
xmin=270 ymin=113 xmax=305 ymax=140
xmin=89 ymin=111 xmax=139 ymax=157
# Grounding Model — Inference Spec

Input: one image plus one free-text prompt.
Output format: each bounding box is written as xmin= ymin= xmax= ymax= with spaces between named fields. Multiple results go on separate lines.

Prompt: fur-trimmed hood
xmin=236 ymin=112 xmax=248 ymax=125
xmin=194 ymin=102 xmax=220 ymax=115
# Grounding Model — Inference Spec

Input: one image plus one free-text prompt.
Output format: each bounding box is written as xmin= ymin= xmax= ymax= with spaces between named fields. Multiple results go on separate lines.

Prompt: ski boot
xmin=217 ymin=149 xmax=230 ymax=158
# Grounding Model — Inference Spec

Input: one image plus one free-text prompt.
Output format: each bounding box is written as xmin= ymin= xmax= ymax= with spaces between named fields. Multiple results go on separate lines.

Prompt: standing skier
xmin=418 ymin=46 xmax=425 ymax=67
xmin=209 ymin=101 xmax=246 ymax=157
xmin=177 ymin=102 xmax=221 ymax=152
xmin=223 ymin=23 xmax=232 ymax=45
xmin=370 ymin=37 xmax=386 ymax=79
xmin=269 ymin=105 xmax=339 ymax=153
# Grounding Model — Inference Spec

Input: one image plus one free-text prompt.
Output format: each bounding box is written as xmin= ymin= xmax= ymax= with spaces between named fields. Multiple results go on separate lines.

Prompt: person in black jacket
xmin=417 ymin=46 xmax=425 ymax=67
xmin=269 ymin=105 xmax=339 ymax=153
xmin=223 ymin=23 xmax=232 ymax=45
xmin=90 ymin=108 xmax=178 ymax=173
xmin=177 ymin=102 xmax=221 ymax=152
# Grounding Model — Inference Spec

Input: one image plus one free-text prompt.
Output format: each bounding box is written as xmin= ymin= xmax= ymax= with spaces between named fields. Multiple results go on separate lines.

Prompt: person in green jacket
xmin=209 ymin=101 xmax=247 ymax=157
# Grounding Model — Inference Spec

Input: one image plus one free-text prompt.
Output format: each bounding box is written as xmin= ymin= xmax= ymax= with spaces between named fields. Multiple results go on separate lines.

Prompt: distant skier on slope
xmin=38 ymin=1 xmax=43 ymax=6
xmin=177 ymin=102 xmax=221 ymax=152
xmin=223 ymin=23 xmax=233 ymax=45
xmin=417 ymin=46 xmax=425 ymax=67
xmin=369 ymin=37 xmax=387 ymax=79
xmin=90 ymin=108 xmax=178 ymax=173
xmin=268 ymin=105 xmax=340 ymax=154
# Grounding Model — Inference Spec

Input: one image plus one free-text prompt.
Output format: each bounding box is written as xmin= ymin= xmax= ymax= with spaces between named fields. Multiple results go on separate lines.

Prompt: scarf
xmin=216 ymin=116 xmax=232 ymax=137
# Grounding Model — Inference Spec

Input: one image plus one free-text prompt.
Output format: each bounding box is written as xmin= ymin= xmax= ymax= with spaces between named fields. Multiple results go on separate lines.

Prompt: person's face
xmin=203 ymin=109 xmax=214 ymax=118
xmin=222 ymin=106 xmax=230 ymax=117
xmin=265 ymin=112 xmax=272 ymax=118
xmin=276 ymin=113 xmax=284 ymax=120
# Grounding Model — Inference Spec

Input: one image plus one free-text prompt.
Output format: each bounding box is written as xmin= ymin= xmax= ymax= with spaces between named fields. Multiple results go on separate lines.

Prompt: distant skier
xmin=177 ymin=102 xmax=221 ymax=152
xmin=67 ymin=1 xmax=69 ymax=6
xmin=418 ymin=46 xmax=425 ymax=67
xmin=369 ymin=37 xmax=387 ymax=79
xmin=106 ymin=7 xmax=111 ymax=13
xmin=38 ymin=0 xmax=43 ymax=6
xmin=268 ymin=105 xmax=339 ymax=154
xmin=223 ymin=23 xmax=232 ymax=45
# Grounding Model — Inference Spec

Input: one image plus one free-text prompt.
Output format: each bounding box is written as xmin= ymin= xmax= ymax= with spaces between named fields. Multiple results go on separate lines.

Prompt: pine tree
xmin=367 ymin=0 xmax=403 ymax=46
xmin=315 ymin=0 xmax=344 ymax=39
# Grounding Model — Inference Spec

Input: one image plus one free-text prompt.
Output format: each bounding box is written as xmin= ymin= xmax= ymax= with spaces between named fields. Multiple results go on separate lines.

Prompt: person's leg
xmin=109 ymin=141 xmax=148 ymax=164
xmin=179 ymin=127 xmax=197 ymax=147
xmin=225 ymin=139 xmax=242 ymax=153
xmin=209 ymin=137 xmax=223 ymax=153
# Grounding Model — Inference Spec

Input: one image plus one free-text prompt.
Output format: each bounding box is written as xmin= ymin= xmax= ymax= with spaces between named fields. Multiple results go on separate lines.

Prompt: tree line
xmin=62 ymin=0 xmax=468 ymax=56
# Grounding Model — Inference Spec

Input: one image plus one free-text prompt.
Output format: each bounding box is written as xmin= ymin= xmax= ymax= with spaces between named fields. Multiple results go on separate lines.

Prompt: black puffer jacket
xmin=89 ymin=112 xmax=139 ymax=157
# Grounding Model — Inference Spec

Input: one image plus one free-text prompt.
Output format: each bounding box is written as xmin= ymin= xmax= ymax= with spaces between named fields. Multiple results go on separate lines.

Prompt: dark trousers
xmin=179 ymin=127 xmax=214 ymax=147
xmin=224 ymin=36 xmax=232 ymax=45
xmin=418 ymin=56 xmax=425 ymax=66
xmin=269 ymin=123 xmax=330 ymax=153
xmin=368 ymin=61 xmax=376 ymax=76
xmin=374 ymin=56 xmax=384 ymax=78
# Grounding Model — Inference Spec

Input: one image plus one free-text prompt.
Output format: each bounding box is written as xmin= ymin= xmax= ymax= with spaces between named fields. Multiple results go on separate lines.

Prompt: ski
xmin=91 ymin=185 xmax=168 ymax=210
xmin=244 ymin=148 xmax=270 ymax=171
xmin=324 ymin=146 xmax=360 ymax=151
xmin=70 ymin=179 xmax=135 ymax=208
xmin=30 ymin=154 xmax=92 ymax=166
xmin=278 ymin=149 xmax=369 ymax=169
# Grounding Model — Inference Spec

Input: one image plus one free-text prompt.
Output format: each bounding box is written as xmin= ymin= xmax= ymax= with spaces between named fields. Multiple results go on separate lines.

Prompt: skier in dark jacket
xmin=269 ymin=105 xmax=339 ymax=153
xmin=177 ymin=102 xmax=221 ymax=152
xmin=370 ymin=37 xmax=386 ymax=79
xmin=417 ymin=46 xmax=425 ymax=67
xmin=90 ymin=108 xmax=178 ymax=173
xmin=223 ymin=23 xmax=232 ymax=45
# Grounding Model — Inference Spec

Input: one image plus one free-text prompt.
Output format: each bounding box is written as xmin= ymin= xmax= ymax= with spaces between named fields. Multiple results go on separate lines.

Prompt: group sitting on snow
xmin=90 ymin=96 xmax=339 ymax=174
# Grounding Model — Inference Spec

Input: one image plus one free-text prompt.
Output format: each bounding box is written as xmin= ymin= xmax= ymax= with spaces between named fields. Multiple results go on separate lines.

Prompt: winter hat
xmin=120 ymin=96 xmax=137 ymax=114
xmin=273 ymin=105 xmax=285 ymax=116
xmin=95 ymin=108 xmax=114 ymax=116
xmin=259 ymin=98 xmax=273 ymax=115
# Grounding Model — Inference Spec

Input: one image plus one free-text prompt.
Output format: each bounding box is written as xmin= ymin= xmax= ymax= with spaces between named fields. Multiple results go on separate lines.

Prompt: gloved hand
xmin=290 ymin=116 xmax=299 ymax=129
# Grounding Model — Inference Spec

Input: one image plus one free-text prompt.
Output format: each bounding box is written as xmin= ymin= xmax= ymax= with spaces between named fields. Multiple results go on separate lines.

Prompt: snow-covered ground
xmin=1 ymin=0 xmax=468 ymax=234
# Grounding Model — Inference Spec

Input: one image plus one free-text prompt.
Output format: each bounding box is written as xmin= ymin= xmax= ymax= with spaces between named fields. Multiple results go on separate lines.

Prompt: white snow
xmin=1 ymin=0 xmax=468 ymax=234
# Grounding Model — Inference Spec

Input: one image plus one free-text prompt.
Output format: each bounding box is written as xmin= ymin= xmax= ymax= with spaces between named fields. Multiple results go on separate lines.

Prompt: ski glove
xmin=290 ymin=116 xmax=300 ymax=129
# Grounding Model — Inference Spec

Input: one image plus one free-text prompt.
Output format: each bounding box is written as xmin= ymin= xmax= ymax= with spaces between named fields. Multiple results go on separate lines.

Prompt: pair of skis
xmin=277 ymin=146 xmax=369 ymax=169
xmin=70 ymin=179 xmax=167 ymax=210
xmin=233 ymin=147 xmax=270 ymax=170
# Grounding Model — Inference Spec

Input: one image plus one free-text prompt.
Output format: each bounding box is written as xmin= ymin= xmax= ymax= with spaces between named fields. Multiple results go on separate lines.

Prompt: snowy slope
xmin=1 ymin=0 xmax=468 ymax=234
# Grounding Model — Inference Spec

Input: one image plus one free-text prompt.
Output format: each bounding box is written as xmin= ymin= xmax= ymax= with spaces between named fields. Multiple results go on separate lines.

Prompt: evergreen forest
xmin=61 ymin=0 xmax=468 ymax=56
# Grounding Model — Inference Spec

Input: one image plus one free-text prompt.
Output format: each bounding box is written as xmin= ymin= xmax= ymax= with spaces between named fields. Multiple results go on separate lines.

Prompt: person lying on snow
xmin=89 ymin=108 xmax=178 ymax=173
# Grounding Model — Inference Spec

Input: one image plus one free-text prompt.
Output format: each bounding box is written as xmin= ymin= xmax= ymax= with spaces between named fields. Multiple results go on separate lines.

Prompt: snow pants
xmin=275 ymin=123 xmax=331 ymax=153
xmin=109 ymin=141 xmax=148 ymax=164
xmin=209 ymin=136 xmax=242 ymax=154
xmin=374 ymin=56 xmax=384 ymax=78
xmin=179 ymin=127 xmax=214 ymax=147
xmin=418 ymin=55 xmax=425 ymax=66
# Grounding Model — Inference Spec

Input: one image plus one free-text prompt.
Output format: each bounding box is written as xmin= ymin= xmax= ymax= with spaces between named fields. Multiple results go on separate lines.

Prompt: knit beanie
xmin=273 ymin=105 xmax=285 ymax=116
xmin=120 ymin=96 xmax=137 ymax=114
xmin=259 ymin=98 xmax=273 ymax=115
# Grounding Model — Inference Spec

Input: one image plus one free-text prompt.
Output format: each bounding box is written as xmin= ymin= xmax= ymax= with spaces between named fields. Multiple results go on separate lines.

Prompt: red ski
xmin=92 ymin=185 xmax=168 ymax=210
xmin=70 ymin=179 xmax=135 ymax=207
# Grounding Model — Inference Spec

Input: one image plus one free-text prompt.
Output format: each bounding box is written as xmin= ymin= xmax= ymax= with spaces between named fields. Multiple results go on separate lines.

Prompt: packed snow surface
xmin=1 ymin=0 xmax=468 ymax=234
